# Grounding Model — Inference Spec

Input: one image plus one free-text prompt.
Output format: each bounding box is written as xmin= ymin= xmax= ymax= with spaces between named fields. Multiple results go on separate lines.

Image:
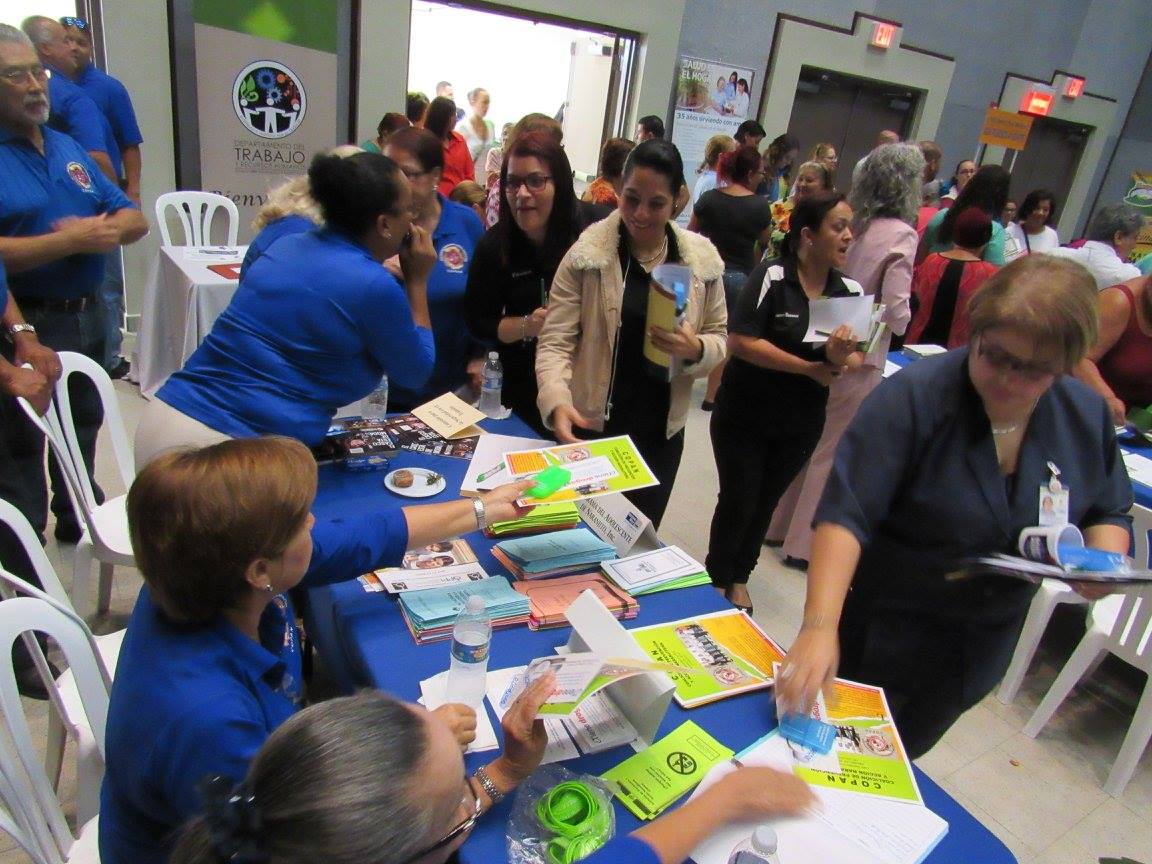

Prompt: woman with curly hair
xmin=768 ymin=143 xmax=922 ymax=567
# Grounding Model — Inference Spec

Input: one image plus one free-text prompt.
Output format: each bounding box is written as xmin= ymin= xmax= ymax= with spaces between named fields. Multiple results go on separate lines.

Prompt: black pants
xmin=576 ymin=424 xmax=684 ymax=531
xmin=0 ymin=302 xmax=105 ymax=570
xmin=838 ymin=591 xmax=1029 ymax=759
xmin=705 ymin=406 xmax=824 ymax=588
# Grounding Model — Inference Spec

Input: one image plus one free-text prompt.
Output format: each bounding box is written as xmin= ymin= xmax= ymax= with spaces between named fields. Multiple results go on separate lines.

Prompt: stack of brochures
xmin=491 ymin=527 xmax=617 ymax=580
xmin=513 ymin=573 xmax=638 ymax=629
xmin=397 ymin=577 xmax=530 ymax=643
xmin=600 ymin=546 xmax=711 ymax=595
xmin=310 ymin=418 xmax=396 ymax=470
xmin=483 ymin=502 xmax=581 ymax=538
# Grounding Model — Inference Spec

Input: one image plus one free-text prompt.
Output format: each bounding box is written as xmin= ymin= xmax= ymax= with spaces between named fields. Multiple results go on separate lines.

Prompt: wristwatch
xmin=474 ymin=765 xmax=505 ymax=804
xmin=6 ymin=323 xmax=36 ymax=341
xmin=472 ymin=496 xmax=487 ymax=532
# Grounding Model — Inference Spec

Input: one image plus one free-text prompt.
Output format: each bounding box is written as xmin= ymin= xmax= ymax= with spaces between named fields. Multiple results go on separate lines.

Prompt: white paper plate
xmin=384 ymin=467 xmax=447 ymax=498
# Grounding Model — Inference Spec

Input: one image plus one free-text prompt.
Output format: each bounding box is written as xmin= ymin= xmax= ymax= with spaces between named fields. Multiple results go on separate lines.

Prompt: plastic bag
xmin=507 ymin=764 xmax=618 ymax=864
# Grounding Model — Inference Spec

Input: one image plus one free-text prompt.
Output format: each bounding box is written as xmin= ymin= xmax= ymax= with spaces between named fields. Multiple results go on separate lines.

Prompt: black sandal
xmin=724 ymin=587 xmax=753 ymax=616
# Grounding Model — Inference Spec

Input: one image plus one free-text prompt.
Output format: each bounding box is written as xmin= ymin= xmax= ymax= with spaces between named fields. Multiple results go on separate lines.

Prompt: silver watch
xmin=6 ymin=323 xmax=36 ymax=340
xmin=474 ymin=765 xmax=505 ymax=804
xmin=472 ymin=496 xmax=487 ymax=532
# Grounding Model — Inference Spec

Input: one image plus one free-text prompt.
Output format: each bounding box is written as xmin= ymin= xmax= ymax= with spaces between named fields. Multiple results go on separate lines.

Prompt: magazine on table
xmin=312 ymin=418 xmax=397 ymax=468
xmin=379 ymin=414 xmax=479 ymax=459
xmin=358 ymin=540 xmax=480 ymax=593
xmin=502 ymin=436 xmax=659 ymax=507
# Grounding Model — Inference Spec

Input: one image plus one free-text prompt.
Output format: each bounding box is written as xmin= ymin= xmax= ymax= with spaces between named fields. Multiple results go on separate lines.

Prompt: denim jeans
xmin=99 ymin=251 xmax=125 ymax=367
xmin=721 ymin=269 xmax=749 ymax=320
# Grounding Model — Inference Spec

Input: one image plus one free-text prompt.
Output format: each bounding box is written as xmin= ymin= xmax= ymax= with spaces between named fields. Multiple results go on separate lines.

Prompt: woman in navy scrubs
xmin=385 ymin=127 xmax=486 ymax=409
xmin=779 ymin=255 xmax=1134 ymax=758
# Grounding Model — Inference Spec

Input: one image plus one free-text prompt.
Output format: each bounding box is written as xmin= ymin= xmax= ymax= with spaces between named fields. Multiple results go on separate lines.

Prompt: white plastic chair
xmin=998 ymin=580 xmax=1089 ymax=703
xmin=0 ymin=498 xmax=122 ymax=827
xmin=153 ymin=191 xmax=239 ymax=247
xmin=17 ymin=352 xmax=135 ymax=619
xmin=1023 ymin=504 xmax=1152 ymax=795
xmin=0 ymin=596 xmax=107 ymax=863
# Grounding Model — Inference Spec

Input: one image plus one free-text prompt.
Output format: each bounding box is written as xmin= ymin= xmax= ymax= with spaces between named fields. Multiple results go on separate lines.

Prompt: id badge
xmin=1038 ymin=483 xmax=1069 ymax=526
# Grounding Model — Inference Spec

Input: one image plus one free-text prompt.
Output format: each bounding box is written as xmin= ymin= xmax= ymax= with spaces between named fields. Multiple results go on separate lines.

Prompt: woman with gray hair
xmin=170 ymin=689 xmax=814 ymax=864
xmin=767 ymin=143 xmax=922 ymax=567
xmin=1047 ymin=203 xmax=1143 ymax=290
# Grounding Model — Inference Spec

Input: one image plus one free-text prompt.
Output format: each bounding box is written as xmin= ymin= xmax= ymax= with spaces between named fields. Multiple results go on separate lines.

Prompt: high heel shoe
xmin=724 ymin=587 xmax=753 ymax=616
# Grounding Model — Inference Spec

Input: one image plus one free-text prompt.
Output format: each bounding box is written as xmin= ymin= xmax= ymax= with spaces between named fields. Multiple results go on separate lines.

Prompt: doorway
xmin=407 ymin=1 xmax=637 ymax=180
xmin=1001 ymin=116 xmax=1091 ymax=225
xmin=786 ymin=66 xmax=922 ymax=190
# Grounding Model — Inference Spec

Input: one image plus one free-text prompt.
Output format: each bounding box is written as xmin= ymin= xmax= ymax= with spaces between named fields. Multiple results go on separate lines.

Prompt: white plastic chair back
xmin=154 ymin=191 xmax=239 ymax=247
xmin=0 ymin=597 xmax=109 ymax=861
xmin=16 ymin=386 xmax=95 ymax=539
xmin=1106 ymin=504 xmax=1152 ymax=670
xmin=53 ymin=352 xmax=134 ymax=494
xmin=0 ymin=739 xmax=52 ymax=862
xmin=0 ymin=499 xmax=72 ymax=608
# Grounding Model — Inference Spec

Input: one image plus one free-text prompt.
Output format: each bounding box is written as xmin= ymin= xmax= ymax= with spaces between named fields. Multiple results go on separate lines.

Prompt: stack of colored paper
xmin=397 ymin=577 xmax=530 ymax=643
xmin=492 ymin=527 xmax=617 ymax=580
xmin=600 ymin=546 xmax=711 ymax=595
xmin=513 ymin=573 xmax=638 ymax=629
xmin=484 ymin=503 xmax=581 ymax=537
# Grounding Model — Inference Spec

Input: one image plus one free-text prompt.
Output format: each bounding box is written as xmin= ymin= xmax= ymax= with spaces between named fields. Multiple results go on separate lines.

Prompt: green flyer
xmin=504 ymin=436 xmax=659 ymax=506
xmin=602 ymin=721 xmax=733 ymax=819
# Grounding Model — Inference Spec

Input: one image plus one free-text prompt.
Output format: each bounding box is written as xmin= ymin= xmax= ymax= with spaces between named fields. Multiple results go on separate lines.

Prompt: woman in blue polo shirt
xmin=100 ymin=436 xmax=536 ymax=864
xmin=135 ymin=151 xmax=437 ymax=465
xmin=384 ymin=127 xmax=486 ymax=410
xmin=169 ymin=690 xmax=814 ymax=864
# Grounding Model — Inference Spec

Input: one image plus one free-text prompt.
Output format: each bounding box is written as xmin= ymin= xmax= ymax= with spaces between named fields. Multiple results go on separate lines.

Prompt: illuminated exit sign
xmin=1020 ymin=89 xmax=1054 ymax=116
xmin=870 ymin=21 xmax=897 ymax=49
xmin=1063 ymin=76 xmax=1085 ymax=98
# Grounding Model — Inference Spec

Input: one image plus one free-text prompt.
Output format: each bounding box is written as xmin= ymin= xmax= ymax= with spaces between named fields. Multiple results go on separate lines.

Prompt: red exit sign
xmin=870 ymin=21 xmax=897 ymax=49
xmin=1020 ymin=89 xmax=1054 ymax=116
xmin=1064 ymin=76 xmax=1085 ymax=98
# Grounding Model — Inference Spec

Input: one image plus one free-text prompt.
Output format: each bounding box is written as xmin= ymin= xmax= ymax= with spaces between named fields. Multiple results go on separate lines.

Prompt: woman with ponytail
xmin=688 ymin=144 xmax=773 ymax=408
xmin=136 ymin=151 xmax=438 ymax=466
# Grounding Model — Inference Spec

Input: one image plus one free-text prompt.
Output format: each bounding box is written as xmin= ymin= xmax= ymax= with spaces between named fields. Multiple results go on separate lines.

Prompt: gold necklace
xmin=632 ymin=235 xmax=668 ymax=267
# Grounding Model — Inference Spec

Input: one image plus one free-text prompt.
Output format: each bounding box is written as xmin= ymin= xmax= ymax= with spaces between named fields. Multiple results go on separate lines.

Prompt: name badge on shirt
xmin=1038 ymin=461 xmax=1069 ymax=526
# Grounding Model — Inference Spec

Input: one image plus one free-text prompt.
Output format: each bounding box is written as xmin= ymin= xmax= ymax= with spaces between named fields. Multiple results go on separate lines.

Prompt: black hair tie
xmin=198 ymin=774 xmax=268 ymax=864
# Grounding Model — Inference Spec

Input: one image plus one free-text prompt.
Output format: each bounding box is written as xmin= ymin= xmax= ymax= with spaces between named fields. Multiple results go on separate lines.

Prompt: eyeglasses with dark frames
xmin=976 ymin=336 xmax=1060 ymax=382
xmin=505 ymin=174 xmax=552 ymax=194
xmin=397 ymin=775 xmax=483 ymax=864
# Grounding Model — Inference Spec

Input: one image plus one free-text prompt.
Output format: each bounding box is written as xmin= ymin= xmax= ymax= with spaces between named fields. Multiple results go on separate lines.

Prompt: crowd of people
xmin=2 ymin=14 xmax=1151 ymax=864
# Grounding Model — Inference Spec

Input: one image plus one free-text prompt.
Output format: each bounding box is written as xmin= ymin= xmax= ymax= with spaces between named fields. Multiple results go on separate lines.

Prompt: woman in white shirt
xmin=731 ymin=77 xmax=751 ymax=117
xmin=456 ymin=88 xmax=496 ymax=183
xmin=1006 ymin=189 xmax=1060 ymax=254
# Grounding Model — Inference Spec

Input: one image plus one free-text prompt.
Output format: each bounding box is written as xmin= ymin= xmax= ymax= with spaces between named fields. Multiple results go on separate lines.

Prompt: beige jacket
xmin=536 ymin=211 xmax=728 ymax=438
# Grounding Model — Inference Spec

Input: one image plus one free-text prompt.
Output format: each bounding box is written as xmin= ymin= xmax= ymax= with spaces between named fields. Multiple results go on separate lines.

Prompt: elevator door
xmin=787 ymin=66 xmax=921 ymax=190
xmin=1001 ymin=116 xmax=1091 ymax=224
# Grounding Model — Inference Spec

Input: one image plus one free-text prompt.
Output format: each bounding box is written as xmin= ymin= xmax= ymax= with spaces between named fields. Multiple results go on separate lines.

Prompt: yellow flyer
xmin=504 ymin=435 xmax=659 ymax=506
xmin=630 ymin=609 xmax=786 ymax=708
xmin=787 ymin=676 xmax=923 ymax=805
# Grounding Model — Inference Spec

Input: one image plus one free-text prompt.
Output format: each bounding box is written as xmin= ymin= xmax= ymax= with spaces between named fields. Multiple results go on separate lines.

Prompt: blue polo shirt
xmin=99 ymin=508 xmax=410 ymax=864
xmin=391 ymin=194 xmax=485 ymax=408
xmin=157 ymin=227 xmax=435 ymax=445
xmin=45 ymin=65 xmax=120 ymax=177
xmin=72 ymin=62 xmax=143 ymax=157
xmin=239 ymin=213 xmax=315 ymax=279
xmin=0 ymin=124 xmax=135 ymax=300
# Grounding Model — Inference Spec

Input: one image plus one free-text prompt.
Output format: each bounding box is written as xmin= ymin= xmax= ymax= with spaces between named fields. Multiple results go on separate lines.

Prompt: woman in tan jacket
xmin=536 ymin=139 xmax=728 ymax=527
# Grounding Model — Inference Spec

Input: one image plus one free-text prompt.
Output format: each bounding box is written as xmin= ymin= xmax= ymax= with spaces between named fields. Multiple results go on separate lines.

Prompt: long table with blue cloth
xmin=304 ymin=412 xmax=1014 ymax=863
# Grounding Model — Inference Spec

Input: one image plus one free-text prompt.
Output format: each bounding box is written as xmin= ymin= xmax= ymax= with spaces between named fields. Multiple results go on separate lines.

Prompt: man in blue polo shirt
xmin=0 ymin=24 xmax=147 ymax=552
xmin=20 ymin=16 xmax=116 ymax=183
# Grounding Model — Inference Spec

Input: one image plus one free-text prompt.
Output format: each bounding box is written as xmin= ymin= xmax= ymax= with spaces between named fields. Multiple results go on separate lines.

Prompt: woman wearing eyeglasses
xmin=777 ymin=255 xmax=1133 ymax=759
xmin=100 ymin=437 xmax=536 ymax=864
xmin=383 ymin=127 xmax=486 ymax=409
xmin=536 ymin=139 xmax=729 ymax=528
xmin=171 ymin=690 xmax=814 ymax=864
xmin=464 ymin=131 xmax=593 ymax=437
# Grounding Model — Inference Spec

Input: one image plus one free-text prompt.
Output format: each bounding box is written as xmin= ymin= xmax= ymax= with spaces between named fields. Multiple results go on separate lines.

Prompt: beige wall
xmin=759 ymin=15 xmax=954 ymax=145
xmin=99 ymin=0 xmax=687 ymax=319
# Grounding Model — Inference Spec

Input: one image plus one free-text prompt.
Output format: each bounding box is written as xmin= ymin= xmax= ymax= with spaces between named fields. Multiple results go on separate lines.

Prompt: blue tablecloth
xmin=305 ymin=413 xmax=1015 ymax=864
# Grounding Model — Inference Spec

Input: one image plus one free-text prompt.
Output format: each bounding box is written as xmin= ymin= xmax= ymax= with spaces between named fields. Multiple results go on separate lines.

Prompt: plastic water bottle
xmin=726 ymin=826 xmax=781 ymax=864
xmin=478 ymin=351 xmax=503 ymax=417
xmin=445 ymin=595 xmax=491 ymax=707
xmin=361 ymin=374 xmax=389 ymax=422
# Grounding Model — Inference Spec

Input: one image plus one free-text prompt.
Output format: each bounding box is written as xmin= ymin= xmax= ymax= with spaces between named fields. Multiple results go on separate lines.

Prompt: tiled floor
xmin=5 ymin=357 xmax=1150 ymax=863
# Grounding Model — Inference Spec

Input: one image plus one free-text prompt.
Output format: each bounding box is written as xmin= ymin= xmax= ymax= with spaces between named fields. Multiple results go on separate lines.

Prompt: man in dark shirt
xmin=0 ymin=24 xmax=147 ymax=569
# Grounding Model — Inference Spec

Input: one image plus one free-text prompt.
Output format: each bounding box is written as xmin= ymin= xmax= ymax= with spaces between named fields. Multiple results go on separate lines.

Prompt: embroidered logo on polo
xmin=66 ymin=161 xmax=93 ymax=192
xmin=440 ymin=243 xmax=468 ymax=271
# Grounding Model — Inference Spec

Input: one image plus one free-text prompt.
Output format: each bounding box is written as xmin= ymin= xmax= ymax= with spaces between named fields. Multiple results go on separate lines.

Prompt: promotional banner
xmin=190 ymin=0 xmax=342 ymax=240
xmin=670 ymin=56 xmax=756 ymax=226
xmin=1124 ymin=171 xmax=1152 ymax=261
